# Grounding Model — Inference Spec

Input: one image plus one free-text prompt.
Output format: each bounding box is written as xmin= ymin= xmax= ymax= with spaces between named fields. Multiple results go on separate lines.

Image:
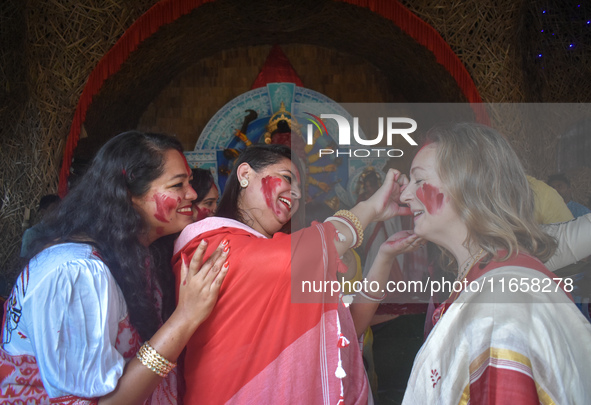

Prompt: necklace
xmin=456 ymin=248 xmax=484 ymax=281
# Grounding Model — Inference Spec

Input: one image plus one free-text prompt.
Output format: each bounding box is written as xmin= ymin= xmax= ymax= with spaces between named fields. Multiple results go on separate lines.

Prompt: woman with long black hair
xmin=0 ymin=131 xmax=228 ymax=404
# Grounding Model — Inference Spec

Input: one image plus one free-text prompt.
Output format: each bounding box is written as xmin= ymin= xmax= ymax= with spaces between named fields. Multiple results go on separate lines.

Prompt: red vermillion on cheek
xmin=153 ymin=193 xmax=180 ymax=223
xmin=195 ymin=206 xmax=212 ymax=221
xmin=416 ymin=183 xmax=444 ymax=215
xmin=261 ymin=176 xmax=282 ymax=214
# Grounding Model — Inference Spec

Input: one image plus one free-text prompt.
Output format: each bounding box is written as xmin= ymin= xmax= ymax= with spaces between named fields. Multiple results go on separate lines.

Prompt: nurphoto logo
xmin=304 ymin=112 xmax=418 ymax=158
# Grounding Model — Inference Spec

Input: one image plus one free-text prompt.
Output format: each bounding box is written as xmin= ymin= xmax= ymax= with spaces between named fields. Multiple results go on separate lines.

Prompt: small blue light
xmin=570 ymin=44 xmax=574 ymax=48
xmin=538 ymin=53 xmax=543 ymax=57
xmin=541 ymin=29 xmax=544 ymax=32
xmin=542 ymin=10 xmax=546 ymax=13
xmin=587 ymin=20 xmax=590 ymax=24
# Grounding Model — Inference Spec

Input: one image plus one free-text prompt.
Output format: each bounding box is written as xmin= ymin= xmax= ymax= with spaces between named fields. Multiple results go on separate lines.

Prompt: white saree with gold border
xmin=402 ymin=258 xmax=591 ymax=405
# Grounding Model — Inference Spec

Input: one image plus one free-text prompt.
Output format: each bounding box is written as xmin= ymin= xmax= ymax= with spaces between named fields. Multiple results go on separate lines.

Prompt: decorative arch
xmin=58 ymin=0 xmax=486 ymax=195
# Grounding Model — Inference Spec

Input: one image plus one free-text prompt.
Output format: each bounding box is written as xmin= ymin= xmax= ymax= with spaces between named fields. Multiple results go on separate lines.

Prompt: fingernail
xmin=223 ymin=245 xmax=230 ymax=253
xmin=221 ymin=239 xmax=229 ymax=247
xmin=200 ymin=239 xmax=208 ymax=246
xmin=181 ymin=252 xmax=188 ymax=266
xmin=223 ymin=260 xmax=230 ymax=269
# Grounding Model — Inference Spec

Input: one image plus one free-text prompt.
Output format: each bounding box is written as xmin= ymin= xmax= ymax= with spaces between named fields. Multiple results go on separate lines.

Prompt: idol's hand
xmin=364 ymin=169 xmax=412 ymax=222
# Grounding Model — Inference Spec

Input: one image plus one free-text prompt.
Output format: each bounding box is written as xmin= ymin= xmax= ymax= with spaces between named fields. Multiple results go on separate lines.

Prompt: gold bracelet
xmin=136 ymin=341 xmax=176 ymax=378
xmin=334 ymin=210 xmax=364 ymax=249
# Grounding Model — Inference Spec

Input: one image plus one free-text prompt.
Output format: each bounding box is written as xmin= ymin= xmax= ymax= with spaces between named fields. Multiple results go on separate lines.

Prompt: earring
xmin=240 ymin=178 xmax=249 ymax=188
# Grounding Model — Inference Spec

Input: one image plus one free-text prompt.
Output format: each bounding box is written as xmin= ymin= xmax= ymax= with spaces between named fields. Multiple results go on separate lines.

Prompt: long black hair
xmin=28 ymin=131 xmax=182 ymax=340
xmin=216 ymin=144 xmax=305 ymax=231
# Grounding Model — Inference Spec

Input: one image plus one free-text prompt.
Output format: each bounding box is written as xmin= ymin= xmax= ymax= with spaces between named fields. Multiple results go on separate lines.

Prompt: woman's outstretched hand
xmin=378 ymin=230 xmax=424 ymax=260
xmin=177 ymin=239 xmax=229 ymax=328
xmin=364 ymin=168 xmax=412 ymax=222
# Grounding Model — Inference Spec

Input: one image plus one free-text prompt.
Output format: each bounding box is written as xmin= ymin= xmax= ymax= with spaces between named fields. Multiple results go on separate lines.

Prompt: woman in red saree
xmin=173 ymin=144 xmax=419 ymax=404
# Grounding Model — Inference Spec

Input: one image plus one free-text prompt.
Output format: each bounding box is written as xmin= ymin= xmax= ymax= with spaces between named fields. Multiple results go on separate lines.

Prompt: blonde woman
xmin=399 ymin=123 xmax=591 ymax=404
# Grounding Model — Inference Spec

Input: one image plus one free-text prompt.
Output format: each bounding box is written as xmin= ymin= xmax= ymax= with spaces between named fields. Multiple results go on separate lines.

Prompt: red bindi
xmin=261 ymin=176 xmax=283 ymax=215
xmin=416 ymin=183 xmax=444 ymax=215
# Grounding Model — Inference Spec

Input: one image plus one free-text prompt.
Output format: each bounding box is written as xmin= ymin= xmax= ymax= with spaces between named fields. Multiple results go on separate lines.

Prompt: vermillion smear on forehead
xmin=416 ymin=183 xmax=444 ymax=215
xmin=261 ymin=176 xmax=282 ymax=214
xmin=416 ymin=141 xmax=434 ymax=155
xmin=178 ymin=151 xmax=191 ymax=176
xmin=154 ymin=193 xmax=180 ymax=223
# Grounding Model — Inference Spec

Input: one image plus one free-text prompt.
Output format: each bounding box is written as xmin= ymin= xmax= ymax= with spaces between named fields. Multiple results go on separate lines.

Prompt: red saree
xmin=172 ymin=217 xmax=369 ymax=404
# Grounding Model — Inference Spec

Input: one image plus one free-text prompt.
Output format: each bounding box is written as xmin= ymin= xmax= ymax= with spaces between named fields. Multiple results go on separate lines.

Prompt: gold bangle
xmin=334 ymin=210 xmax=364 ymax=249
xmin=136 ymin=341 xmax=176 ymax=378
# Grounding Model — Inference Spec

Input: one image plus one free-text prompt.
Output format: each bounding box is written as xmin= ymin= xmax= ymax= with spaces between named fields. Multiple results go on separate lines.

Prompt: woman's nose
xmin=187 ymin=185 xmax=198 ymax=200
xmin=291 ymin=183 xmax=301 ymax=200
xmin=400 ymin=183 xmax=413 ymax=204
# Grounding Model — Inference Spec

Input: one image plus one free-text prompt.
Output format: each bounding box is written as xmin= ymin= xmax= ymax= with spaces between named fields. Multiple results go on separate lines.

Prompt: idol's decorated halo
xmin=263 ymin=101 xmax=302 ymax=144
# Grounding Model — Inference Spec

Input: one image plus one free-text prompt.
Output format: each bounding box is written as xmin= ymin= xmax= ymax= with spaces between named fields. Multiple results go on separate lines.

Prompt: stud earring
xmin=240 ymin=178 xmax=249 ymax=188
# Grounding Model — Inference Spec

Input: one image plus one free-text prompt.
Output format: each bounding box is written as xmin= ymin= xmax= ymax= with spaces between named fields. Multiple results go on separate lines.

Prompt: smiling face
xmin=192 ymin=184 xmax=219 ymax=221
xmin=132 ymin=149 xmax=197 ymax=245
xmin=237 ymin=158 xmax=301 ymax=237
xmin=400 ymin=143 xmax=467 ymax=250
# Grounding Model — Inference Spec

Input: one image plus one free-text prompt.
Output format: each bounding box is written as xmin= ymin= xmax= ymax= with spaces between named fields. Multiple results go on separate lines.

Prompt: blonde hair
xmin=425 ymin=123 xmax=556 ymax=266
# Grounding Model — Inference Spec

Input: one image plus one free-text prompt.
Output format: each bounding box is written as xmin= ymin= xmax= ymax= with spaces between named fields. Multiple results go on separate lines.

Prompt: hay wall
xmin=0 ymin=0 xmax=157 ymax=291
xmin=137 ymin=44 xmax=398 ymax=151
xmin=404 ymin=0 xmax=591 ymax=212
xmin=2 ymin=0 xmax=591 ymax=289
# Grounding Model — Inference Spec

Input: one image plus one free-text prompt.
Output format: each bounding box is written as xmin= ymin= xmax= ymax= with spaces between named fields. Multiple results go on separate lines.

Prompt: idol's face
xmin=238 ymin=158 xmax=301 ymax=237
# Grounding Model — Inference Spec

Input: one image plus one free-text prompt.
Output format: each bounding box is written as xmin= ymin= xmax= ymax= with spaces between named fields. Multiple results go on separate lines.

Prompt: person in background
xmin=190 ymin=168 xmax=219 ymax=221
xmin=20 ymin=194 xmax=61 ymax=258
xmin=398 ymin=123 xmax=591 ymax=404
xmin=1 ymin=131 xmax=228 ymax=404
xmin=547 ymin=173 xmax=591 ymax=218
xmin=526 ymin=175 xmax=574 ymax=224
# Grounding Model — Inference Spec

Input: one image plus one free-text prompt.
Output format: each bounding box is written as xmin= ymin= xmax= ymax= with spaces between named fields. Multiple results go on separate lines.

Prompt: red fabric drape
xmin=251 ymin=45 xmax=304 ymax=89
xmin=58 ymin=0 xmax=487 ymax=196
xmin=58 ymin=0 xmax=214 ymax=196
